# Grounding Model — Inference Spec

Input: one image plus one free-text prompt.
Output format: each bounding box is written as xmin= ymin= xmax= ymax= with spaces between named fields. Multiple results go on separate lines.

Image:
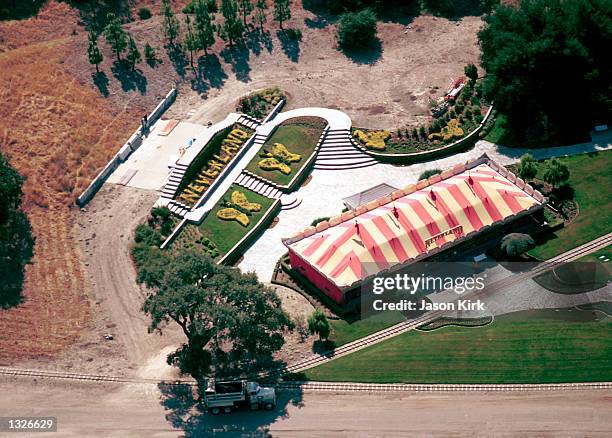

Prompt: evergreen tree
xmin=219 ymin=0 xmax=244 ymax=46
xmin=238 ymin=0 xmax=253 ymax=26
xmin=184 ymin=14 xmax=198 ymax=68
xmin=273 ymin=0 xmax=290 ymax=29
xmin=126 ymin=35 xmax=142 ymax=71
xmin=161 ymin=0 xmax=181 ymax=46
xmin=87 ymin=31 xmax=103 ymax=73
xmin=194 ymin=0 xmax=215 ymax=56
xmin=103 ymin=13 xmax=127 ymax=62
xmin=542 ymin=158 xmax=570 ymax=189
xmin=307 ymin=309 xmax=330 ymax=341
xmin=144 ymin=43 xmax=157 ymax=64
xmin=517 ymin=154 xmax=538 ymax=180
xmin=464 ymin=63 xmax=478 ymax=83
xmin=255 ymin=0 xmax=267 ymax=31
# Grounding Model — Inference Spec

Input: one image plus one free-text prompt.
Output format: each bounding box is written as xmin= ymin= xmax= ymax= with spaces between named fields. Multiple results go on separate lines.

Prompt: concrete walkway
xmin=238 ymin=131 xmax=612 ymax=281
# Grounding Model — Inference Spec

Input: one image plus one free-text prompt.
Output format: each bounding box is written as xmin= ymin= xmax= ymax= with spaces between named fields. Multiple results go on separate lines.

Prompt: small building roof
xmin=342 ymin=183 xmax=399 ymax=211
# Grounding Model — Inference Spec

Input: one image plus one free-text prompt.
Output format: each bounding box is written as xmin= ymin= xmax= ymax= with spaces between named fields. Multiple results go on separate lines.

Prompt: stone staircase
xmin=161 ymin=162 xmax=189 ymax=201
xmin=237 ymin=114 xmax=262 ymax=131
xmin=166 ymin=199 xmax=191 ymax=217
xmin=234 ymin=172 xmax=302 ymax=211
xmin=235 ymin=171 xmax=283 ymax=199
xmin=314 ymin=128 xmax=378 ymax=170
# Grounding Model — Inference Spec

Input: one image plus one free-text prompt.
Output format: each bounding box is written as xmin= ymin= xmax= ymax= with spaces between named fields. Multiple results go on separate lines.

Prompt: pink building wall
xmin=288 ymin=249 xmax=345 ymax=305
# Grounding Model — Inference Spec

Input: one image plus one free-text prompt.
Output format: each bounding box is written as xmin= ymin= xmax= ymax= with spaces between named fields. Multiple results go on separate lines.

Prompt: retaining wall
xmin=76 ymin=88 xmax=177 ymax=206
xmin=357 ymin=106 xmax=495 ymax=165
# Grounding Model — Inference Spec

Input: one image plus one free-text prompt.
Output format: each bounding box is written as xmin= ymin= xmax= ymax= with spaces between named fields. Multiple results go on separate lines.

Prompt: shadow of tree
xmin=246 ymin=28 xmax=274 ymax=56
xmin=220 ymin=43 xmax=251 ymax=83
xmin=0 ymin=210 xmax=34 ymax=309
xmin=110 ymin=61 xmax=147 ymax=94
xmin=62 ymin=0 xmax=132 ymax=32
xmin=190 ymin=54 xmax=229 ymax=95
xmin=423 ymin=0 xmax=488 ymax=20
xmin=276 ymin=30 xmax=301 ymax=63
xmin=167 ymin=44 xmax=188 ymax=79
xmin=340 ymin=38 xmax=383 ymax=65
xmin=158 ymin=382 xmax=304 ymax=437
xmin=0 ymin=0 xmax=45 ymax=20
xmin=92 ymin=71 xmax=110 ymax=97
xmin=304 ymin=16 xmax=329 ymax=29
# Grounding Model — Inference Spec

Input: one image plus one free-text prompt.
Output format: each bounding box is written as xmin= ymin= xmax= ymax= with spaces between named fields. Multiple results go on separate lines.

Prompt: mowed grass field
xmin=529 ymin=151 xmax=612 ymax=260
xmin=303 ymin=308 xmax=612 ymax=383
xmin=329 ymin=312 xmax=406 ymax=347
xmin=245 ymin=117 xmax=326 ymax=186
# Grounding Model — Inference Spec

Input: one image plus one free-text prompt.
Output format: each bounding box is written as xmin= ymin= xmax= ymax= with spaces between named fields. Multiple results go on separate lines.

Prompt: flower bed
xmin=171 ymin=184 xmax=277 ymax=261
xmin=245 ymin=116 xmax=326 ymax=187
xmin=174 ymin=124 xmax=254 ymax=206
xmin=353 ymin=80 xmax=491 ymax=155
xmin=237 ymin=87 xmax=286 ymax=119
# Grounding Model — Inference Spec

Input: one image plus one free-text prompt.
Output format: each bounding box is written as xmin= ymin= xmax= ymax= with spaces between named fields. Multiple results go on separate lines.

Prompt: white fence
xmin=76 ymin=88 xmax=177 ymax=206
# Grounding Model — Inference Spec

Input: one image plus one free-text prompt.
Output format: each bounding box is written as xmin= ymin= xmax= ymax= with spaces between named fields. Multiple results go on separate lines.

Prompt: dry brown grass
xmin=0 ymin=33 xmax=141 ymax=361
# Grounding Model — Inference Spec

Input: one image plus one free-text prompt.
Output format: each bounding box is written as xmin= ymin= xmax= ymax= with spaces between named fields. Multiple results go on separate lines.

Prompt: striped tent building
xmin=282 ymin=155 xmax=546 ymax=306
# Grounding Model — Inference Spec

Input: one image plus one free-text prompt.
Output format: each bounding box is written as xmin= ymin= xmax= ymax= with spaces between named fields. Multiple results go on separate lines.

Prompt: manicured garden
xmin=174 ymin=124 xmax=253 ymax=206
xmin=352 ymin=78 xmax=490 ymax=154
xmin=172 ymin=184 xmax=277 ymax=260
xmin=245 ymin=117 xmax=326 ymax=186
xmin=528 ymin=151 xmax=612 ymax=260
xmin=302 ymin=308 xmax=612 ymax=383
xmin=237 ymin=87 xmax=285 ymax=119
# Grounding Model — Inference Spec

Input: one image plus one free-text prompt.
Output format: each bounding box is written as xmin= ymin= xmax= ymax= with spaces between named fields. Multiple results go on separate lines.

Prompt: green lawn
xmin=173 ymin=184 xmax=276 ymax=259
xmin=245 ymin=118 xmax=325 ymax=187
xmin=528 ymin=151 xmax=612 ymax=260
xmin=303 ymin=308 xmax=612 ymax=383
xmin=329 ymin=311 xmax=405 ymax=347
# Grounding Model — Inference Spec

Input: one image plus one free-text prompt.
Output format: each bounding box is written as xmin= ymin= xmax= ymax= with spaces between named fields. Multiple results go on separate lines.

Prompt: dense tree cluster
xmin=0 ymin=154 xmax=34 ymax=308
xmin=479 ymin=0 xmax=612 ymax=143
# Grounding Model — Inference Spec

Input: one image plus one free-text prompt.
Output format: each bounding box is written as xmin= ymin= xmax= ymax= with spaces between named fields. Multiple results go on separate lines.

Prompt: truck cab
xmin=204 ymin=380 xmax=276 ymax=415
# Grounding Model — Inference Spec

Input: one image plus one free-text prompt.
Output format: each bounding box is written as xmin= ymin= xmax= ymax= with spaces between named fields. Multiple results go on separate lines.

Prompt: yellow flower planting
xmin=258 ymin=158 xmax=292 ymax=174
xmin=217 ymin=207 xmax=250 ymax=227
xmin=230 ymin=191 xmax=262 ymax=212
xmin=270 ymin=143 xmax=301 ymax=162
xmin=428 ymin=119 xmax=464 ymax=142
xmin=353 ymin=129 xmax=390 ymax=150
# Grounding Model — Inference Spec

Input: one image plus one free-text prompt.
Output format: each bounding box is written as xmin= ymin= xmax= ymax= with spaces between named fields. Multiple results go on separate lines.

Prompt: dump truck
xmin=204 ymin=380 xmax=276 ymax=415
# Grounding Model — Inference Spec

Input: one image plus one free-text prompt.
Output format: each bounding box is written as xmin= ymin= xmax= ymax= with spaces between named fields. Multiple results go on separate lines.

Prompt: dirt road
xmin=74 ymin=184 xmax=183 ymax=377
xmin=168 ymin=15 xmax=483 ymax=130
xmin=1 ymin=377 xmax=610 ymax=437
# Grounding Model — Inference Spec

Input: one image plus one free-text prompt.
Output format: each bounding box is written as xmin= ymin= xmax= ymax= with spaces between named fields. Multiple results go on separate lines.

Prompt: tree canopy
xmin=219 ymin=0 xmax=244 ymax=46
xmin=308 ymin=309 xmax=330 ymax=341
xmin=336 ymin=9 xmax=378 ymax=50
xmin=0 ymin=154 xmax=34 ymax=308
xmin=542 ymin=158 xmax=570 ymax=188
xmin=517 ymin=154 xmax=538 ymax=180
xmin=479 ymin=0 xmax=612 ymax=143
xmin=140 ymin=248 xmax=293 ymax=379
xmin=501 ymin=233 xmax=535 ymax=258
xmin=103 ymin=13 xmax=127 ymax=62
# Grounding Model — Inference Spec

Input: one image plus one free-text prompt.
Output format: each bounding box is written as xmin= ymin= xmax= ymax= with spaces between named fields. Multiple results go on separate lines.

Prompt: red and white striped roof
xmin=284 ymin=158 xmax=543 ymax=288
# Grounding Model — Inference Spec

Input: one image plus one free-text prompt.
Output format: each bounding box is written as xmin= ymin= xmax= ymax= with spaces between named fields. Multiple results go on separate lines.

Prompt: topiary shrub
xmin=500 ymin=233 xmax=535 ymax=258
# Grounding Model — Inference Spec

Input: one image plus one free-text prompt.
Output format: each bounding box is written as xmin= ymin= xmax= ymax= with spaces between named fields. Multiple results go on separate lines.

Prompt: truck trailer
xmin=204 ymin=380 xmax=276 ymax=415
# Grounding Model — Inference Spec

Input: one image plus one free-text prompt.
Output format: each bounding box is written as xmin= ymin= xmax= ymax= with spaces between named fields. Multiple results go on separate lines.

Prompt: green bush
xmin=138 ymin=7 xmax=152 ymax=20
xmin=134 ymin=224 xmax=162 ymax=247
xmin=183 ymin=0 xmax=217 ymax=13
xmin=419 ymin=168 xmax=442 ymax=180
xmin=470 ymin=95 xmax=480 ymax=106
xmin=336 ymin=9 xmax=378 ymax=50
